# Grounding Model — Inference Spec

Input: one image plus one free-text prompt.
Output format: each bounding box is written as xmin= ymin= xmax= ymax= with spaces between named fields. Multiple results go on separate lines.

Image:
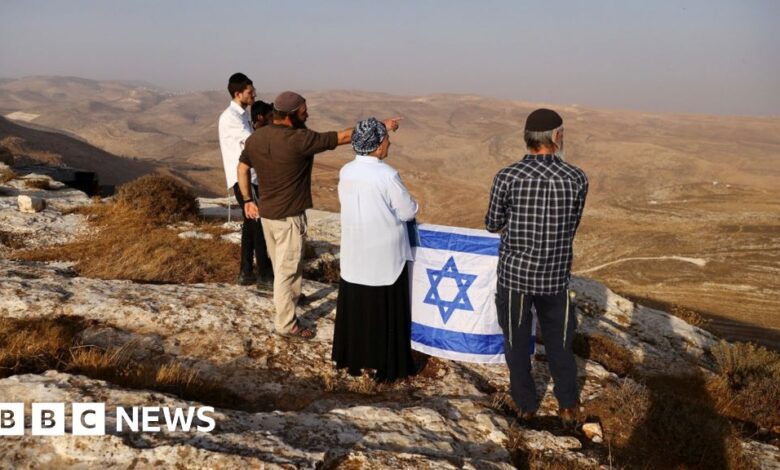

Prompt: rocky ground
xmin=0 ymin=171 xmax=778 ymax=469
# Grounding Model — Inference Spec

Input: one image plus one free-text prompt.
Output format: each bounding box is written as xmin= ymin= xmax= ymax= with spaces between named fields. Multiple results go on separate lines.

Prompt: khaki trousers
xmin=261 ymin=213 xmax=306 ymax=334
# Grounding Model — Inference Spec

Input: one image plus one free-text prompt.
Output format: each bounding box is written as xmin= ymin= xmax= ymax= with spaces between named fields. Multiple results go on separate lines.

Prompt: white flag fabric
xmin=408 ymin=223 xmax=535 ymax=364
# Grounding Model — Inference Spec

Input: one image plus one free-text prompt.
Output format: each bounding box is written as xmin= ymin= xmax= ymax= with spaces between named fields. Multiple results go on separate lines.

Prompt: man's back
xmin=241 ymin=124 xmax=337 ymax=220
xmin=485 ymin=154 xmax=588 ymax=294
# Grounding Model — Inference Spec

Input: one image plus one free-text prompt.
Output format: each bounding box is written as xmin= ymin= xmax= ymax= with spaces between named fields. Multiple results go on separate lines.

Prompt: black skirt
xmin=331 ymin=265 xmax=415 ymax=382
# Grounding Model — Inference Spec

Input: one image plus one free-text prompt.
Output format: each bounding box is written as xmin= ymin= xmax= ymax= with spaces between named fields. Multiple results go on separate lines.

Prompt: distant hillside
xmin=0 ymin=116 xmax=160 ymax=186
xmin=1 ymin=76 xmax=778 ymax=206
xmin=1 ymin=76 xmax=779 ymax=348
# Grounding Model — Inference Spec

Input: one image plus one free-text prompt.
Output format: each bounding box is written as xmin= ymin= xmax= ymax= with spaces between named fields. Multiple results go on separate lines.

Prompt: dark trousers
xmin=232 ymin=183 xmax=273 ymax=278
xmin=495 ymin=285 xmax=579 ymax=412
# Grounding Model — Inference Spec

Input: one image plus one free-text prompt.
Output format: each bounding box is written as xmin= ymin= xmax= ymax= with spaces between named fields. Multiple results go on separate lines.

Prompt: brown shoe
xmin=518 ymin=410 xmax=536 ymax=423
xmin=559 ymin=406 xmax=580 ymax=429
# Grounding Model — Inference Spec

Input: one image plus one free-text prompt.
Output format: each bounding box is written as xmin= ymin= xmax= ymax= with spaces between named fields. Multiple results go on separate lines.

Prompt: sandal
xmin=278 ymin=324 xmax=316 ymax=341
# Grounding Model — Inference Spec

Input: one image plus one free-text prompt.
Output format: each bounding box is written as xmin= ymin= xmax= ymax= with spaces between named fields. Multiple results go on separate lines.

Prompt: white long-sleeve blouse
xmin=338 ymin=155 xmax=418 ymax=286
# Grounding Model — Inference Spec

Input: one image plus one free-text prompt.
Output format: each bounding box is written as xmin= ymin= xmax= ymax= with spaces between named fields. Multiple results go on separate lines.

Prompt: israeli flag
xmin=408 ymin=223 xmax=535 ymax=364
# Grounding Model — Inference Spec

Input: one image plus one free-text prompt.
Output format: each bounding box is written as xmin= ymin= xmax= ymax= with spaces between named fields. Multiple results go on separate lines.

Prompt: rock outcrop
xmin=0 ymin=173 xmax=90 ymax=250
xmin=16 ymin=194 xmax=46 ymax=213
xmin=0 ymin=183 xmax=777 ymax=469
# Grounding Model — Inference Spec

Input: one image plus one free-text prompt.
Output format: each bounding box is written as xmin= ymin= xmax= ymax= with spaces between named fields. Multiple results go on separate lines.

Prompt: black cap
xmin=525 ymin=108 xmax=563 ymax=132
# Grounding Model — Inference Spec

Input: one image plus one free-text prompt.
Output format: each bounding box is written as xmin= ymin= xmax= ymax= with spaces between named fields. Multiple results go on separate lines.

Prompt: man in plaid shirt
xmin=485 ymin=108 xmax=588 ymax=426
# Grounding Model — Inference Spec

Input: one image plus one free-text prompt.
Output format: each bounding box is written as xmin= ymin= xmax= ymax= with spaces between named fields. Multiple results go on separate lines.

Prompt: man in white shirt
xmin=218 ymin=72 xmax=272 ymax=287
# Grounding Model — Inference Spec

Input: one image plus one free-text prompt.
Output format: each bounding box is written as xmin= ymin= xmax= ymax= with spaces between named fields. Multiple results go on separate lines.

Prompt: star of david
xmin=423 ymin=256 xmax=477 ymax=324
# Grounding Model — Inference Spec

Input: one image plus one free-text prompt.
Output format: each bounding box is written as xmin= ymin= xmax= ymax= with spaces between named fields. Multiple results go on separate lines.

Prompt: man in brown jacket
xmin=238 ymin=91 xmax=400 ymax=339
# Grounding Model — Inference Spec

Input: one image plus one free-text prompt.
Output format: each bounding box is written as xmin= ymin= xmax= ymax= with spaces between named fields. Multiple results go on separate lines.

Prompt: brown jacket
xmin=240 ymin=124 xmax=337 ymax=219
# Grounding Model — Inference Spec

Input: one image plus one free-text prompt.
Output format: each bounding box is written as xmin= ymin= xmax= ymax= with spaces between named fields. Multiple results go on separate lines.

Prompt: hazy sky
xmin=2 ymin=0 xmax=778 ymax=116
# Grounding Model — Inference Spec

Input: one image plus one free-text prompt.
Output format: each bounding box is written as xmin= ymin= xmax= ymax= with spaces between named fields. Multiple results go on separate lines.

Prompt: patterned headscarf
xmin=351 ymin=118 xmax=387 ymax=155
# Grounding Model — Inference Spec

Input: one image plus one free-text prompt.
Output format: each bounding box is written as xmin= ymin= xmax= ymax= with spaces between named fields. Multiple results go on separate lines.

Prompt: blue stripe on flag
xmin=414 ymin=229 xmax=500 ymax=256
xmin=411 ymin=322 xmax=504 ymax=355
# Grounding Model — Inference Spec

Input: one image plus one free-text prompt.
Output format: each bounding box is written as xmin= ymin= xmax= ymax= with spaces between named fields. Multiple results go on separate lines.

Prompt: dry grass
xmin=15 ymin=176 xmax=240 ymax=284
xmin=23 ymin=177 xmax=51 ymax=190
xmin=414 ymin=354 xmax=447 ymax=380
xmin=671 ymin=304 xmax=709 ymax=329
xmin=319 ymin=368 xmax=338 ymax=393
xmin=0 ymin=166 xmax=16 ymax=184
xmin=573 ymin=333 xmax=634 ymax=376
xmin=19 ymin=217 xmax=239 ymax=283
xmin=305 ymin=254 xmax=341 ymax=284
xmin=348 ymin=372 xmax=380 ymax=395
xmin=0 ymin=231 xmax=26 ymax=249
xmin=318 ymin=368 xmax=384 ymax=396
xmin=113 ymin=174 xmax=199 ymax=224
xmin=0 ymin=316 xmax=245 ymax=409
xmin=586 ymin=376 xmax=755 ymax=469
xmin=489 ymin=390 xmax=513 ymax=414
xmin=0 ymin=316 xmax=84 ymax=375
xmin=67 ymin=345 xmax=237 ymax=407
xmin=710 ymin=341 xmax=780 ymax=430
xmin=585 ymin=379 xmax=651 ymax=446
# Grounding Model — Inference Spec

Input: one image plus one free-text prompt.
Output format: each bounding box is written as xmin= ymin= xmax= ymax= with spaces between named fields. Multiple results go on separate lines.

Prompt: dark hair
xmin=227 ymin=73 xmax=253 ymax=98
xmin=251 ymin=101 xmax=273 ymax=124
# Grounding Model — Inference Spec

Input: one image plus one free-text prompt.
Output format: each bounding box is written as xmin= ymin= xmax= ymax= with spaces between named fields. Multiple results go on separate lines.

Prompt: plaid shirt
xmin=485 ymin=154 xmax=588 ymax=294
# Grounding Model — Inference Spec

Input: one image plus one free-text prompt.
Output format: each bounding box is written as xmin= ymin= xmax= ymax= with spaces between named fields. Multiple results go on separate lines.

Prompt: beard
xmin=290 ymin=113 xmax=308 ymax=130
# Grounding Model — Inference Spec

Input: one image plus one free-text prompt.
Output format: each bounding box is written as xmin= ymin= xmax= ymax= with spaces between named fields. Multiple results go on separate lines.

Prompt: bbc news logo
xmin=0 ymin=403 xmax=216 ymax=436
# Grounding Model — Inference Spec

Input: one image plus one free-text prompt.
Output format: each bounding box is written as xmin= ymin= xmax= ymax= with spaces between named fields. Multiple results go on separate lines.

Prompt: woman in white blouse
xmin=332 ymin=118 xmax=418 ymax=382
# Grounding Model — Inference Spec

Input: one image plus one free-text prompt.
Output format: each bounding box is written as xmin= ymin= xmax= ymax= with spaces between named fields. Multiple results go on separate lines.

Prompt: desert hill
xmin=0 ymin=115 xmax=158 ymax=186
xmin=1 ymin=76 xmax=779 ymax=348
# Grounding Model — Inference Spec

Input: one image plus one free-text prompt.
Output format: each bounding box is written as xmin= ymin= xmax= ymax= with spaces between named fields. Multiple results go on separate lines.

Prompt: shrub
xmin=711 ymin=341 xmax=780 ymax=429
xmin=114 ymin=174 xmax=199 ymax=224
xmin=16 ymin=175 xmax=239 ymax=284
xmin=305 ymin=254 xmax=341 ymax=284
xmin=587 ymin=376 xmax=751 ymax=469
xmin=670 ymin=304 xmax=708 ymax=328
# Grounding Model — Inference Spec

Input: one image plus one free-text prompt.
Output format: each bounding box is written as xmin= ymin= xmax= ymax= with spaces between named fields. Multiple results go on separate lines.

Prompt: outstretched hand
xmin=383 ymin=117 xmax=403 ymax=132
xmin=245 ymin=201 xmax=260 ymax=220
